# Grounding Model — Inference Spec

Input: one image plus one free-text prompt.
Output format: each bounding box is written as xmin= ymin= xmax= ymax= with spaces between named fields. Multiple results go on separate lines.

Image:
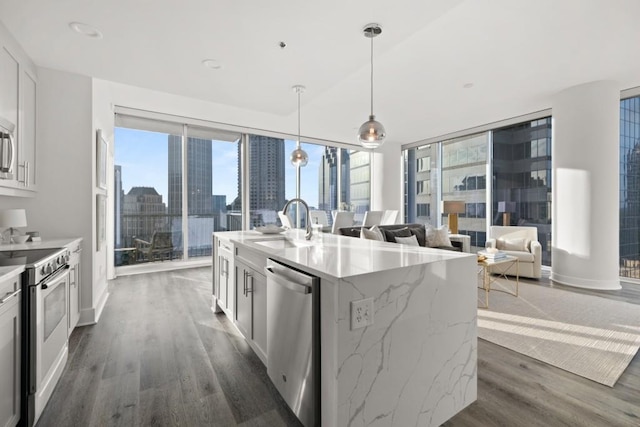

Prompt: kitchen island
xmin=213 ymin=229 xmax=477 ymax=427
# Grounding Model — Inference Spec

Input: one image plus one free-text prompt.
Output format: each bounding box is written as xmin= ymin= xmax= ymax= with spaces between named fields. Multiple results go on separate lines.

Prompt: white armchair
xmin=486 ymin=226 xmax=542 ymax=279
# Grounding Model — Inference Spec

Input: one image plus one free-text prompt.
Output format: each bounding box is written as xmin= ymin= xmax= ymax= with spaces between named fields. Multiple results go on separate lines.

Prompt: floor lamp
xmin=442 ymin=201 xmax=465 ymax=234
xmin=498 ymin=201 xmax=516 ymax=226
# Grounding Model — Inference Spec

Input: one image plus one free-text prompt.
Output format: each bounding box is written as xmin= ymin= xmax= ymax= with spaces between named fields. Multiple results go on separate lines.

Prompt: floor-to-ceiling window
xmin=246 ymin=135 xmax=371 ymax=229
xmin=493 ymin=117 xmax=552 ymax=265
xmin=405 ymin=144 xmax=438 ymax=226
xmin=441 ymin=133 xmax=488 ymax=249
xmin=403 ymin=114 xmax=552 ymax=259
xmin=620 ymin=95 xmax=640 ymax=278
xmin=114 ymin=114 xmax=240 ymax=267
xmin=114 ymin=124 xmax=182 ymax=266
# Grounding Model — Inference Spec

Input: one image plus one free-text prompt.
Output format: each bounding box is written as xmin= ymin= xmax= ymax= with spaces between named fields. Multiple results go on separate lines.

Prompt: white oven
xmin=31 ymin=265 xmax=69 ymax=420
xmin=0 ymin=246 xmax=70 ymax=427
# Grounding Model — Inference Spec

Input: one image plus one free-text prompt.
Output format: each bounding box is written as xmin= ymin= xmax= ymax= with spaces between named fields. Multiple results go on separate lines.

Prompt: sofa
xmin=486 ymin=226 xmax=542 ymax=279
xmin=339 ymin=223 xmax=462 ymax=252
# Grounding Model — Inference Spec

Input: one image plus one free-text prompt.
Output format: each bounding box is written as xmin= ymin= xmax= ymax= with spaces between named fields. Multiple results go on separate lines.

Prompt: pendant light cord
xmin=370 ymin=30 xmax=374 ymax=117
xmin=297 ymin=88 xmax=301 ymax=148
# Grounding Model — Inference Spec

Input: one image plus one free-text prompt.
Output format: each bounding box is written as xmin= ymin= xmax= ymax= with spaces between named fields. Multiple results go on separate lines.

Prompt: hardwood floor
xmin=36 ymin=267 xmax=302 ymax=427
xmin=37 ymin=268 xmax=640 ymax=426
xmin=445 ymin=273 xmax=640 ymax=427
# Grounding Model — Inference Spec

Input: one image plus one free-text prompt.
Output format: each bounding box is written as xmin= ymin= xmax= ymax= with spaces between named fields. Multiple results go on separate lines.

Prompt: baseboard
xmin=550 ymin=271 xmax=621 ymax=290
xmin=77 ymin=288 xmax=110 ymax=326
xmin=94 ymin=287 xmax=110 ymax=322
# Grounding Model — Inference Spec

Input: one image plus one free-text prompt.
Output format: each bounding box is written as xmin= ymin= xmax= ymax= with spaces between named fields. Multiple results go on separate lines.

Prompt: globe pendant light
xmin=358 ymin=23 xmax=386 ymax=149
xmin=290 ymin=85 xmax=309 ymax=167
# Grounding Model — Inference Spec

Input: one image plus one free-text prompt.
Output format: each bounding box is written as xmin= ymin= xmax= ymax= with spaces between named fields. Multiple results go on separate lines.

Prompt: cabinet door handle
xmin=0 ymin=289 xmax=20 ymax=304
xmin=243 ymin=271 xmax=247 ymax=296
xmin=246 ymin=274 xmax=254 ymax=294
xmin=18 ymin=161 xmax=26 ymax=184
xmin=225 ymin=259 xmax=229 ymax=277
xmin=26 ymin=161 xmax=29 ymax=187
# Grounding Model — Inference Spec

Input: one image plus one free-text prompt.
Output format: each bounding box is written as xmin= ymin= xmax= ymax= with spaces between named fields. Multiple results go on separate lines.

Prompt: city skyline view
xmin=114 ymin=127 xmax=326 ymax=209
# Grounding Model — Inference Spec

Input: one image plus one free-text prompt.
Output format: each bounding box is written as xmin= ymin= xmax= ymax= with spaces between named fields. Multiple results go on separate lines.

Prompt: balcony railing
xmin=115 ymin=212 xmax=241 ymax=267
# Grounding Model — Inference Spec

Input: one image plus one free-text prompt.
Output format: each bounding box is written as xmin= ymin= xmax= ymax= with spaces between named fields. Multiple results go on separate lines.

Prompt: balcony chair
xmin=381 ymin=210 xmax=399 ymax=225
xmin=331 ymin=211 xmax=355 ymax=234
xmin=362 ymin=210 xmax=384 ymax=227
xmin=134 ymin=231 xmax=175 ymax=263
xmin=278 ymin=211 xmax=294 ymax=229
xmin=486 ymin=226 xmax=542 ymax=279
xmin=309 ymin=210 xmax=329 ymax=226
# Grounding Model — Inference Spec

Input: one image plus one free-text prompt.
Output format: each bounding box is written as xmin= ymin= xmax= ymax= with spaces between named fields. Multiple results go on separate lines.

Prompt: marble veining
xmin=214 ymin=230 xmax=477 ymax=426
xmin=333 ymin=259 xmax=477 ymax=427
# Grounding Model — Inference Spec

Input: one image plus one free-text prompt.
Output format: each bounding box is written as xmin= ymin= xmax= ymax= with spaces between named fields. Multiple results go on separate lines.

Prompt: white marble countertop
xmin=0 ymin=237 xmax=82 ymax=281
xmin=216 ymin=229 xmax=474 ymax=279
xmin=0 ymin=265 xmax=25 ymax=281
xmin=0 ymin=237 xmax=82 ymax=251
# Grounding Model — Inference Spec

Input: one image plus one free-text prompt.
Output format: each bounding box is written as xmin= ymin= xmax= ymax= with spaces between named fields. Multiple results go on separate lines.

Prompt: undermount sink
xmin=253 ymin=237 xmax=313 ymax=250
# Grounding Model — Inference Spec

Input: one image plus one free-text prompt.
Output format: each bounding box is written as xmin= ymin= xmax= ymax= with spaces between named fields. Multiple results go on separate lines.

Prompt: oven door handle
xmin=41 ymin=265 xmax=70 ymax=289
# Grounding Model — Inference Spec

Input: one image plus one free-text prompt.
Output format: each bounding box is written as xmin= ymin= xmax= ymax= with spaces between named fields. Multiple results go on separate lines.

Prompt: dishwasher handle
xmin=265 ymin=267 xmax=311 ymax=294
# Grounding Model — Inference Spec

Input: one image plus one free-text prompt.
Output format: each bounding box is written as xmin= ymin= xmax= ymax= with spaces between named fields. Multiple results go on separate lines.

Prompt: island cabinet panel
xmin=212 ymin=236 xmax=234 ymax=317
xmin=234 ymin=244 xmax=268 ymax=364
xmin=0 ymin=274 xmax=21 ymax=427
xmin=234 ymin=259 xmax=253 ymax=340
xmin=251 ymin=269 xmax=267 ymax=359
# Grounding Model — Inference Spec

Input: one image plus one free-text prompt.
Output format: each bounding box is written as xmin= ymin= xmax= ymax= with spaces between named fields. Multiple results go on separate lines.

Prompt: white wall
xmin=551 ymin=81 xmax=621 ymax=290
xmin=35 ymin=68 xmax=100 ymax=323
xmin=0 ymin=67 xmax=101 ymax=322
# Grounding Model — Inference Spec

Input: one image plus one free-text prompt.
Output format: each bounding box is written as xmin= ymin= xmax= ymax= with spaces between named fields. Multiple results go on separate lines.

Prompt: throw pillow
xmin=426 ymin=226 xmax=452 ymax=247
xmin=496 ymin=237 xmax=529 ymax=252
xmin=407 ymin=226 xmax=427 ymax=247
xmin=382 ymin=227 xmax=412 ymax=243
xmin=395 ymin=235 xmax=420 ymax=246
xmin=361 ymin=225 xmax=385 ymax=241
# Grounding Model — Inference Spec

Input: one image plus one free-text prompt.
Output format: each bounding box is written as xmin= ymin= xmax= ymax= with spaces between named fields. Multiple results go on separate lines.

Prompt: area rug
xmin=477 ymin=280 xmax=640 ymax=386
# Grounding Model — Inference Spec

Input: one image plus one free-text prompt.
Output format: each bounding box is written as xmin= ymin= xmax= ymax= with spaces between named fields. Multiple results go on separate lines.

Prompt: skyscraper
xmin=122 ymin=186 xmax=167 ymax=246
xmin=237 ymin=135 xmax=285 ymax=226
xmin=318 ymin=147 xmax=351 ymax=212
xmin=168 ymin=136 xmax=213 ymax=216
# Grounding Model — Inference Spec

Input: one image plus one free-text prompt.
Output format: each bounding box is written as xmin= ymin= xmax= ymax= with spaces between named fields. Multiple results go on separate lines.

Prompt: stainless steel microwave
xmin=0 ymin=116 xmax=15 ymax=180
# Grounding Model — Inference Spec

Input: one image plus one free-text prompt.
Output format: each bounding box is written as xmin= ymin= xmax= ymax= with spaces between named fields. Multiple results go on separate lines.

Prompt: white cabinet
xmin=0 ymin=273 xmax=21 ymax=427
xmin=235 ymin=259 xmax=253 ymax=339
xmin=19 ymin=70 xmax=36 ymax=189
xmin=67 ymin=239 xmax=82 ymax=336
xmin=0 ymin=29 xmax=37 ymax=196
xmin=234 ymin=245 xmax=267 ymax=363
xmin=213 ymin=236 xmax=234 ymax=316
xmin=0 ymin=46 xmax=19 ymax=139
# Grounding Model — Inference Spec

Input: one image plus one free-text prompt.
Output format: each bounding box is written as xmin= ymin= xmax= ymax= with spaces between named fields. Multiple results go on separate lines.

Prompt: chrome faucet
xmin=282 ymin=198 xmax=312 ymax=240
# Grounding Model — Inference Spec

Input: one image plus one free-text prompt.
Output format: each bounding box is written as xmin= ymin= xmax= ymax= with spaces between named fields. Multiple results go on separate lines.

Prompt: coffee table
xmin=477 ymin=255 xmax=519 ymax=309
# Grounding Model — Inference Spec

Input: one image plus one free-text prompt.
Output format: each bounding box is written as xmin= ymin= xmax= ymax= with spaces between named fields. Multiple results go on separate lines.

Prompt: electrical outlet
xmin=351 ymin=298 xmax=374 ymax=330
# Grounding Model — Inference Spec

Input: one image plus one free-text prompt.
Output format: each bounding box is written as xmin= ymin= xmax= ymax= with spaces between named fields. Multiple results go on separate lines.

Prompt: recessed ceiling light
xmin=202 ymin=59 xmax=222 ymax=70
xmin=463 ymin=82 xmax=474 ymax=89
xmin=69 ymin=22 xmax=103 ymax=39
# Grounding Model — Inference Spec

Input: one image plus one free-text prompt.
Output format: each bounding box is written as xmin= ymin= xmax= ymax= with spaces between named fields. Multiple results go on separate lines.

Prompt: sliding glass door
xmin=114 ymin=115 xmax=240 ymax=267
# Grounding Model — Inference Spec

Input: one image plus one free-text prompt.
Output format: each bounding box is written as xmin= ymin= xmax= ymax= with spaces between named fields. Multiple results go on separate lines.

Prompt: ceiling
xmin=1 ymin=0 xmax=640 ymax=146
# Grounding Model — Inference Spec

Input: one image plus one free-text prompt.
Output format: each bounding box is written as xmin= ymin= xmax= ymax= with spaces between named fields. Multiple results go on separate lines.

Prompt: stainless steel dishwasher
xmin=265 ymin=258 xmax=320 ymax=427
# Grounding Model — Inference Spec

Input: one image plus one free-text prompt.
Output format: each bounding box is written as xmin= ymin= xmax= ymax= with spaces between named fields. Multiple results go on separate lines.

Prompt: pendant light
xmin=290 ymin=85 xmax=309 ymax=167
xmin=358 ymin=23 xmax=386 ymax=149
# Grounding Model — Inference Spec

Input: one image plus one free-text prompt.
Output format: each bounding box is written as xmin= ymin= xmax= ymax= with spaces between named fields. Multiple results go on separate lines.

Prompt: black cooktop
xmin=0 ymin=248 xmax=63 ymax=267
